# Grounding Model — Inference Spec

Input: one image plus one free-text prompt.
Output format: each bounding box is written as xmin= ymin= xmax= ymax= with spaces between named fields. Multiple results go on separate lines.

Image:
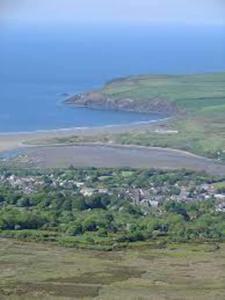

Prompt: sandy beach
xmin=0 ymin=121 xmax=166 ymax=153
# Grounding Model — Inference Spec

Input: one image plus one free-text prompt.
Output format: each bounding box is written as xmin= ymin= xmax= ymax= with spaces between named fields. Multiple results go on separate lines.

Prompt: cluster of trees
xmin=1 ymin=199 xmax=224 ymax=244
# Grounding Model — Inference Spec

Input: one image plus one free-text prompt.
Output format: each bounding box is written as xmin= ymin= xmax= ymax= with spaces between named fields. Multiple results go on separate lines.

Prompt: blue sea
xmin=0 ymin=24 xmax=225 ymax=133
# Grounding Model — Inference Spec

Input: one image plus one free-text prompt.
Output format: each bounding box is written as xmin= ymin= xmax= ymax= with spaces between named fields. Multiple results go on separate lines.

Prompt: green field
xmin=103 ymin=73 xmax=225 ymax=113
xmin=0 ymin=239 xmax=225 ymax=299
xmin=104 ymin=73 xmax=225 ymax=160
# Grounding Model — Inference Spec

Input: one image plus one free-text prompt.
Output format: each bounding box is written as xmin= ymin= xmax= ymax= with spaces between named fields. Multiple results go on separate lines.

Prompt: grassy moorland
xmin=56 ymin=72 xmax=225 ymax=161
xmin=0 ymin=239 xmax=224 ymax=299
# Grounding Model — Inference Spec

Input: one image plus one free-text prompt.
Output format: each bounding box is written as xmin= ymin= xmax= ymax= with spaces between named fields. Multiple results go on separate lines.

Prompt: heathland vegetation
xmin=0 ymin=239 xmax=225 ymax=299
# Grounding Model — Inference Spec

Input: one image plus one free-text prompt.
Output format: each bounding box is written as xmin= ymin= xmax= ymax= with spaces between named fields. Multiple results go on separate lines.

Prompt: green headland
xmin=64 ymin=72 xmax=225 ymax=161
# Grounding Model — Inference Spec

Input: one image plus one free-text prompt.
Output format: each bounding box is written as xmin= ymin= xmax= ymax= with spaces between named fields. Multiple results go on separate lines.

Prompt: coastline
xmin=2 ymin=119 xmax=225 ymax=176
xmin=0 ymin=73 xmax=179 ymax=154
xmin=1 ymin=71 xmax=225 ymax=167
xmin=0 ymin=118 xmax=169 ymax=153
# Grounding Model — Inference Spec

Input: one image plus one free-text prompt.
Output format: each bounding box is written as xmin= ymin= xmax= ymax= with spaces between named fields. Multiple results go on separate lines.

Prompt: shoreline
xmin=0 ymin=72 xmax=177 ymax=154
xmin=0 ymin=118 xmax=169 ymax=153
xmin=0 ymin=116 xmax=168 ymax=136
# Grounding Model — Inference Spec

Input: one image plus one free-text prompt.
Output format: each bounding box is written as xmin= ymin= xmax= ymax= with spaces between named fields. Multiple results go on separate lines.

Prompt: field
xmin=104 ymin=73 xmax=225 ymax=160
xmin=0 ymin=239 xmax=225 ymax=299
xmin=104 ymin=73 xmax=225 ymax=109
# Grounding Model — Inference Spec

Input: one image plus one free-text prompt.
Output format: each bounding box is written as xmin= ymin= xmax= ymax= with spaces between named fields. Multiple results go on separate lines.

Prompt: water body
xmin=0 ymin=149 xmax=24 ymax=160
xmin=0 ymin=24 xmax=225 ymax=133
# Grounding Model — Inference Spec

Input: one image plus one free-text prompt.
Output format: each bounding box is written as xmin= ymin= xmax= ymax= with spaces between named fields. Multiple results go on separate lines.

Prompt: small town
xmin=1 ymin=169 xmax=225 ymax=213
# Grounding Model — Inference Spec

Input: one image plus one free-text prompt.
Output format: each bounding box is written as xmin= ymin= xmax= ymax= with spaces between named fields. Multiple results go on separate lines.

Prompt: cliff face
xmin=65 ymin=91 xmax=178 ymax=115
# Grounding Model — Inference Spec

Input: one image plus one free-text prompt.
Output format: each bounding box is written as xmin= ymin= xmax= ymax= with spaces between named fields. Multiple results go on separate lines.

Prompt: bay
xmin=0 ymin=24 xmax=224 ymax=132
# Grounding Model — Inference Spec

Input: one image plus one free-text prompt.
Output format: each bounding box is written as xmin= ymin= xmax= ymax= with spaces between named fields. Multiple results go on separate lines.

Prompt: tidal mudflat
xmin=6 ymin=144 xmax=225 ymax=176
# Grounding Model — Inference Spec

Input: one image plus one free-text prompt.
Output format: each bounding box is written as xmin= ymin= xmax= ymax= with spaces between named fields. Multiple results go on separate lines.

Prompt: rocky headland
xmin=65 ymin=90 xmax=178 ymax=115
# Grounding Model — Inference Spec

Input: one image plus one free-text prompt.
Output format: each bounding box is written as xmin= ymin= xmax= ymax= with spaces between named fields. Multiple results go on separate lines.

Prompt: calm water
xmin=0 ymin=25 xmax=225 ymax=133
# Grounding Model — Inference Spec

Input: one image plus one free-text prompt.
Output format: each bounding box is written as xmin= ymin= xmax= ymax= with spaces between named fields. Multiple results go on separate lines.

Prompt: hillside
xmin=65 ymin=72 xmax=225 ymax=160
xmin=1 ymin=239 xmax=225 ymax=299
xmin=66 ymin=73 xmax=225 ymax=115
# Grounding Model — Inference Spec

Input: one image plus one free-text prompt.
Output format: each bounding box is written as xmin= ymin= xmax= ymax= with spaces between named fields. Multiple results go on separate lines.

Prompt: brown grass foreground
xmin=0 ymin=239 xmax=224 ymax=299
